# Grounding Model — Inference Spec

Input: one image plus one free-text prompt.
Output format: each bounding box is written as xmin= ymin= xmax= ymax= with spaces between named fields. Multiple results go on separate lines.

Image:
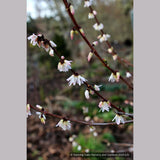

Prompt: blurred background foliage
xmin=27 ymin=0 xmax=133 ymax=159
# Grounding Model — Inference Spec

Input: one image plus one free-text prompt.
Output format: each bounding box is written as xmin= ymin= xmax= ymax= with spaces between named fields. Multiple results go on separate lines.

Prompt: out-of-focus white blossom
xmin=98 ymin=34 xmax=110 ymax=43
xmin=67 ymin=74 xmax=87 ymax=86
xmin=88 ymin=13 xmax=94 ymax=19
xmin=84 ymin=0 xmax=93 ymax=7
xmin=77 ymin=145 xmax=82 ymax=151
xmin=72 ymin=141 xmax=78 ymax=147
xmin=89 ymin=126 xmax=95 ymax=132
xmin=93 ymin=132 xmax=98 ymax=137
xmin=85 ymin=149 xmax=90 ymax=153
xmin=84 ymin=116 xmax=91 ymax=122
xmin=26 ymin=104 xmax=31 ymax=118
xmin=112 ymin=54 xmax=117 ymax=61
xmin=82 ymin=107 xmax=89 ymax=114
xmin=126 ymin=72 xmax=132 ymax=78
xmin=112 ymin=114 xmax=125 ymax=125
xmin=108 ymin=47 xmax=113 ymax=54
xmin=98 ymin=101 xmax=111 ymax=112
xmin=93 ymin=23 xmax=104 ymax=31
xmin=56 ymin=119 xmax=71 ymax=131
xmin=108 ymin=72 xmax=120 ymax=83
xmin=58 ymin=56 xmax=72 ymax=72
xmin=85 ymin=89 xmax=90 ymax=99
xmin=94 ymin=85 xmax=102 ymax=91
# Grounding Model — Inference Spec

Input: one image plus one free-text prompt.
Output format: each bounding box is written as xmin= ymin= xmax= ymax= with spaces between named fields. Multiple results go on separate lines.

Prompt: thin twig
xmin=30 ymin=104 xmax=133 ymax=126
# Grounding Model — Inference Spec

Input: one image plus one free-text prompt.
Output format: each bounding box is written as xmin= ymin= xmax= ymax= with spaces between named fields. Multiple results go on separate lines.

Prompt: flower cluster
xmin=35 ymin=105 xmax=46 ymax=124
xmin=98 ymin=101 xmax=111 ymax=112
xmin=56 ymin=119 xmax=71 ymax=131
xmin=67 ymin=73 xmax=87 ymax=86
xmin=28 ymin=33 xmax=56 ymax=56
xmin=97 ymin=34 xmax=110 ymax=43
xmin=88 ymin=10 xmax=97 ymax=19
xmin=108 ymin=72 xmax=120 ymax=83
xmin=93 ymin=23 xmax=104 ymax=31
xmin=58 ymin=56 xmax=72 ymax=72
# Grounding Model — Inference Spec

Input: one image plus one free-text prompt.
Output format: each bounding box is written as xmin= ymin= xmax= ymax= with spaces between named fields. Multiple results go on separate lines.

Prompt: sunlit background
xmin=27 ymin=0 xmax=133 ymax=160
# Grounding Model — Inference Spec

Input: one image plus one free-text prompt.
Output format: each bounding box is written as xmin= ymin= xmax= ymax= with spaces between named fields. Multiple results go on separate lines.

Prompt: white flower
xmin=35 ymin=105 xmax=46 ymax=124
xmin=26 ymin=104 xmax=31 ymax=118
xmin=126 ymin=72 xmax=132 ymax=78
xmin=77 ymin=145 xmax=82 ymax=151
xmin=98 ymin=34 xmax=110 ymax=43
xmin=108 ymin=47 xmax=113 ymax=54
xmin=49 ymin=48 xmax=54 ymax=56
xmin=72 ymin=141 xmax=78 ymax=147
xmin=67 ymin=74 xmax=87 ymax=86
xmin=92 ymin=10 xmax=97 ymax=15
xmin=36 ymin=112 xmax=46 ymax=124
xmin=93 ymin=132 xmax=98 ymax=137
xmin=88 ymin=51 xmax=93 ymax=62
xmin=82 ymin=107 xmax=88 ymax=113
xmin=92 ymin=41 xmax=98 ymax=46
xmin=94 ymin=85 xmax=102 ymax=91
xmin=58 ymin=56 xmax=72 ymax=72
xmin=84 ymin=0 xmax=92 ymax=7
xmin=112 ymin=114 xmax=125 ymax=125
xmin=89 ymin=126 xmax=95 ymax=132
xmin=93 ymin=23 xmax=104 ymax=31
xmin=84 ymin=116 xmax=91 ymax=122
xmin=108 ymin=72 xmax=120 ymax=83
xmin=56 ymin=119 xmax=71 ymax=131
xmin=88 ymin=13 xmax=94 ymax=19
xmin=84 ymin=89 xmax=90 ymax=99
xmin=112 ymin=54 xmax=117 ymax=61
xmin=49 ymin=40 xmax=57 ymax=47
xmin=28 ymin=33 xmax=38 ymax=46
xmin=85 ymin=149 xmax=90 ymax=153
xmin=98 ymin=101 xmax=111 ymax=112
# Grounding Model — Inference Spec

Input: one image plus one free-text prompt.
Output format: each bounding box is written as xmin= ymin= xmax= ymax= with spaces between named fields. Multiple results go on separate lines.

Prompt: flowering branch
xmin=86 ymin=1 xmax=133 ymax=67
xmin=29 ymin=104 xmax=133 ymax=126
xmin=28 ymin=33 xmax=133 ymax=119
xmin=62 ymin=0 xmax=133 ymax=90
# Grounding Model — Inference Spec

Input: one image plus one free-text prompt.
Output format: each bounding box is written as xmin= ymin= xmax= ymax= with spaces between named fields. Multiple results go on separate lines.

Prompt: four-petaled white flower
xmin=94 ymin=84 xmax=102 ymax=91
xmin=126 ymin=72 xmax=132 ymax=78
xmin=93 ymin=23 xmax=104 ymax=31
xmin=67 ymin=74 xmax=87 ymax=86
xmin=108 ymin=72 xmax=120 ymax=83
xmin=36 ymin=105 xmax=46 ymax=124
xmin=84 ymin=89 xmax=90 ymax=99
xmin=84 ymin=0 xmax=93 ymax=7
xmin=56 ymin=119 xmax=71 ymax=131
xmin=98 ymin=101 xmax=111 ymax=112
xmin=26 ymin=104 xmax=31 ymax=118
xmin=58 ymin=56 xmax=72 ymax=72
xmin=112 ymin=114 xmax=125 ymax=125
xmin=98 ymin=34 xmax=110 ymax=43
xmin=28 ymin=33 xmax=38 ymax=46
